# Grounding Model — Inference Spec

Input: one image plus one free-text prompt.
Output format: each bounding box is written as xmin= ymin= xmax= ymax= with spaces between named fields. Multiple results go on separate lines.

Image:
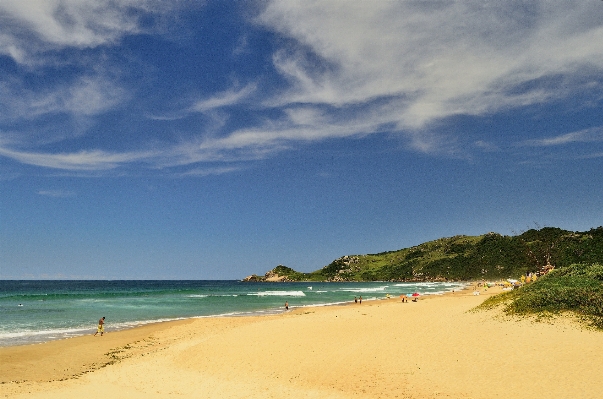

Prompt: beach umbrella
xmin=412 ymin=292 xmax=420 ymax=297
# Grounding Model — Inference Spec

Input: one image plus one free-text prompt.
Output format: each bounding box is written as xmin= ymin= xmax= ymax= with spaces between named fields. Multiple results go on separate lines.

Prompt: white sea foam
xmin=295 ymin=300 xmax=350 ymax=308
xmin=248 ymin=291 xmax=306 ymax=297
xmin=193 ymin=309 xmax=284 ymax=318
xmin=0 ymin=317 xmax=190 ymax=346
xmin=0 ymin=326 xmax=91 ymax=340
xmin=393 ymin=282 xmax=467 ymax=289
xmin=338 ymin=286 xmax=388 ymax=293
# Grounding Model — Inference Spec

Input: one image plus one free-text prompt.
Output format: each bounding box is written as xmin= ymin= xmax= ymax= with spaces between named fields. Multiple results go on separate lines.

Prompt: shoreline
xmin=0 ymin=296 xmax=425 ymax=349
xmin=4 ymin=285 xmax=601 ymax=398
xmin=1 ymin=287 xmax=470 ymax=383
xmin=1 ymin=281 xmax=470 ymax=348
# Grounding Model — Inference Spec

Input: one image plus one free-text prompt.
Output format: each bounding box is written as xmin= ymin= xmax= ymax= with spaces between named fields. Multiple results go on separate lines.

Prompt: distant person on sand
xmin=94 ymin=316 xmax=105 ymax=336
xmin=285 ymin=301 xmax=288 ymax=310
xmin=354 ymin=296 xmax=358 ymax=303
xmin=359 ymin=296 xmax=362 ymax=304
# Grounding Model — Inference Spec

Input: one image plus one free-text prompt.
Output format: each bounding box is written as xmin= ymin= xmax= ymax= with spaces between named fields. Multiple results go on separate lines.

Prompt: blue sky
xmin=1 ymin=1 xmax=603 ymax=279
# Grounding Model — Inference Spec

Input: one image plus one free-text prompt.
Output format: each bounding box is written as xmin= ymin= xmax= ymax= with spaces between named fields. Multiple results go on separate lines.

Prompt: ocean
xmin=0 ymin=280 xmax=467 ymax=347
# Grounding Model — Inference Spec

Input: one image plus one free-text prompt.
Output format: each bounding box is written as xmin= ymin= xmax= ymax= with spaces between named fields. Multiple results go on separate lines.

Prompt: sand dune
xmin=2 ymin=287 xmax=602 ymax=399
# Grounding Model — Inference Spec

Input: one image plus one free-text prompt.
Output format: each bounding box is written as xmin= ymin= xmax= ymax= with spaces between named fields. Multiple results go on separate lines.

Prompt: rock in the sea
xmin=242 ymin=274 xmax=264 ymax=282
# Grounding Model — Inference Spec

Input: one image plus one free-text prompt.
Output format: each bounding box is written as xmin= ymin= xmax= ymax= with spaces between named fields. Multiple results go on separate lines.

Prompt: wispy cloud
xmin=147 ymin=84 xmax=257 ymax=122
xmin=191 ymin=84 xmax=257 ymax=113
xmin=578 ymin=152 xmax=603 ymax=160
xmin=1 ymin=1 xmax=603 ymax=175
xmin=0 ymin=1 xmax=162 ymax=172
xmin=520 ymin=127 xmax=603 ymax=147
xmin=0 ymin=147 xmax=157 ymax=171
xmin=1 ymin=76 xmax=127 ymax=123
xmin=474 ymin=140 xmax=501 ymax=152
xmin=196 ymin=105 xmax=386 ymax=156
xmin=178 ymin=166 xmax=244 ymax=178
xmin=0 ymin=0 xmax=161 ymax=65
xmin=257 ymin=1 xmax=603 ymax=148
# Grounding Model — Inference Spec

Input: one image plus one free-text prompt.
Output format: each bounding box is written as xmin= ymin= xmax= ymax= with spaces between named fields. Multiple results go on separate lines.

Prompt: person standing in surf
xmin=94 ymin=316 xmax=105 ymax=336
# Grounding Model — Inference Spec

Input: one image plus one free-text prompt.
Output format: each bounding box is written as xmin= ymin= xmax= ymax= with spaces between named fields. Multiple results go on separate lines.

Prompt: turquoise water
xmin=0 ymin=280 xmax=467 ymax=346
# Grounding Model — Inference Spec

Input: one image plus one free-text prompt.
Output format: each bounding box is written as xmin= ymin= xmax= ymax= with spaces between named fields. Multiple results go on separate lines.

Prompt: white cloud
xmin=65 ymin=76 xmax=128 ymax=115
xmin=1 ymin=76 xmax=127 ymax=122
xmin=178 ymin=166 xmax=244 ymax=178
xmin=257 ymin=0 xmax=603 ymax=136
xmin=0 ymin=146 xmax=156 ymax=170
xmin=147 ymin=83 xmax=257 ymax=124
xmin=0 ymin=0 xmax=160 ymax=64
xmin=579 ymin=152 xmax=603 ymax=160
xmin=3 ymin=1 xmax=603 ymax=174
xmin=283 ymin=106 xmax=327 ymax=126
xmin=0 ymin=3 xmax=143 ymax=124
xmin=191 ymin=84 xmax=257 ymax=113
xmin=520 ymin=127 xmax=603 ymax=147
xmin=37 ymin=189 xmax=75 ymax=197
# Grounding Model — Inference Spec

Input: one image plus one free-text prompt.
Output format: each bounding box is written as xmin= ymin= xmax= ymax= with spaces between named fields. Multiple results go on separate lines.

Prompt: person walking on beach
xmin=94 ymin=316 xmax=105 ymax=336
xmin=359 ymin=296 xmax=362 ymax=304
xmin=285 ymin=301 xmax=289 ymax=310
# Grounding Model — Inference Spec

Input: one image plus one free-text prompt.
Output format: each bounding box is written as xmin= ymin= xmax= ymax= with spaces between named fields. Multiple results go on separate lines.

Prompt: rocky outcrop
xmin=241 ymin=274 xmax=263 ymax=282
xmin=241 ymin=265 xmax=295 ymax=282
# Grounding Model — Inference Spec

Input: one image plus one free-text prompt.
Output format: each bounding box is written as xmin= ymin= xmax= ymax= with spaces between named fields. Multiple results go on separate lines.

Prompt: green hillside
xmin=246 ymin=227 xmax=603 ymax=282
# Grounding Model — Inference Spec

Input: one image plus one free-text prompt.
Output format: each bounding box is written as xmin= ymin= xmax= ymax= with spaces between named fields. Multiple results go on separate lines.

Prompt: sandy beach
xmin=2 ymin=287 xmax=603 ymax=399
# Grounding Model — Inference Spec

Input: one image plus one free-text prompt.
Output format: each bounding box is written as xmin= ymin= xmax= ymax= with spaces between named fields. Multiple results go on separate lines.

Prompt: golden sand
xmin=2 ymin=287 xmax=602 ymax=398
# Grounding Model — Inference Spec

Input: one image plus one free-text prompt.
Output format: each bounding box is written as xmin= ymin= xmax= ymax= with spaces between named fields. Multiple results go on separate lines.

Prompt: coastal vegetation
xmin=478 ymin=262 xmax=603 ymax=329
xmin=241 ymin=226 xmax=603 ymax=330
xmin=244 ymin=227 xmax=603 ymax=282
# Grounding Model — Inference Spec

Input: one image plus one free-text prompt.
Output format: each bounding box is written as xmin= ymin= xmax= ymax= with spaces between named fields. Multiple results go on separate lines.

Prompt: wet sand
xmin=2 ymin=287 xmax=603 ymax=398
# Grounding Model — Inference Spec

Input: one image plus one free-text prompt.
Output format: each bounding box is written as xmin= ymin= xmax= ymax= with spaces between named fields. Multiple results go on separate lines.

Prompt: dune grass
xmin=478 ymin=263 xmax=603 ymax=329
